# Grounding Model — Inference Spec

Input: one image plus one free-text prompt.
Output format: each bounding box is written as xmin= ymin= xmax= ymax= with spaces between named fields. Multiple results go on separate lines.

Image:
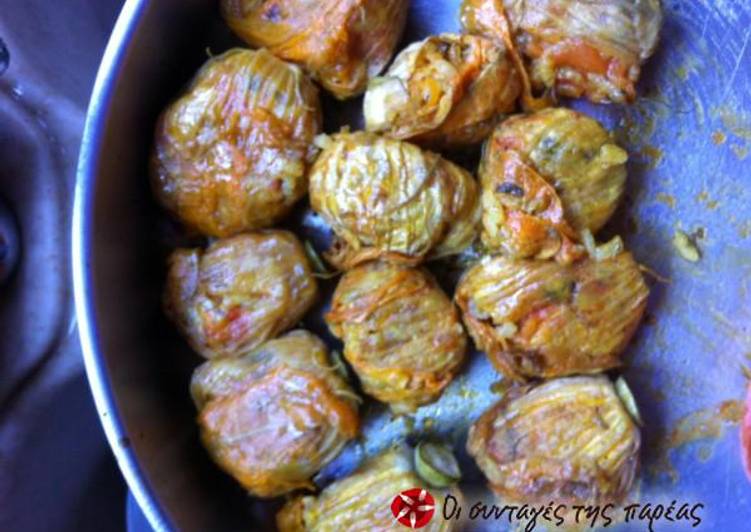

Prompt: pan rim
xmin=71 ymin=0 xmax=171 ymax=530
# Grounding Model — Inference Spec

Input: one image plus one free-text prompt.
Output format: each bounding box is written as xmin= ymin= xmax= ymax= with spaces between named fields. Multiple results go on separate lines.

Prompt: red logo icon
xmin=391 ymin=488 xmax=436 ymax=528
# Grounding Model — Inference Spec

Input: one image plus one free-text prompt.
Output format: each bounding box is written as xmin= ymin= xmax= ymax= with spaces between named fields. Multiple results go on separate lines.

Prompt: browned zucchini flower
xmin=164 ymin=231 xmax=317 ymax=359
xmin=326 ymin=262 xmax=467 ymax=413
xmin=455 ymin=251 xmax=648 ymax=381
xmin=467 ymin=376 xmax=642 ymax=505
xmin=364 ymin=33 xmax=521 ymax=148
xmin=191 ymin=330 xmax=359 ymax=498
xmin=152 ymin=48 xmax=322 ymax=237
xmin=309 ymin=131 xmax=481 ymax=270
xmin=220 ymin=0 xmax=408 ymax=99
xmin=480 ymin=108 xmax=628 ymax=263
xmin=277 ymin=446 xmax=461 ymax=531
xmin=460 ymin=0 xmax=663 ymax=104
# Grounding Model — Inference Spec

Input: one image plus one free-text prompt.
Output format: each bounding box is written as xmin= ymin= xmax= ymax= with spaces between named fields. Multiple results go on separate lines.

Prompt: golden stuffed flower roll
xmin=364 ymin=33 xmax=521 ymax=148
xmin=277 ymin=447 xmax=461 ymax=531
xmin=455 ymin=252 xmax=648 ymax=381
xmin=467 ymin=376 xmax=641 ymax=505
xmin=309 ymin=132 xmax=481 ymax=270
xmin=327 ymin=262 xmax=467 ymax=413
xmin=220 ymin=0 xmax=408 ymax=99
xmin=164 ymin=231 xmax=317 ymax=359
xmin=460 ymin=0 xmax=663 ymax=104
xmin=480 ymin=108 xmax=627 ymax=263
xmin=152 ymin=48 xmax=321 ymax=237
xmin=191 ymin=330 xmax=359 ymax=498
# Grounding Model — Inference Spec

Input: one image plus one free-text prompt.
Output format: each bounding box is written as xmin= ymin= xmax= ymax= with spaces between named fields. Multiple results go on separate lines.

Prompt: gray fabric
xmin=0 ymin=2 xmax=126 ymax=530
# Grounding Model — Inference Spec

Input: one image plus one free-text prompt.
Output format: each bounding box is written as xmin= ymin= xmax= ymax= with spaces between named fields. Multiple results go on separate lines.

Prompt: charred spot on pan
xmin=496 ymin=182 xmax=525 ymax=197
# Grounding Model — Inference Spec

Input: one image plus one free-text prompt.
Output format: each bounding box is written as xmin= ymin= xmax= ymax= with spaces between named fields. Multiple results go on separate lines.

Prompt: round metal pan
xmin=73 ymin=0 xmax=751 ymax=530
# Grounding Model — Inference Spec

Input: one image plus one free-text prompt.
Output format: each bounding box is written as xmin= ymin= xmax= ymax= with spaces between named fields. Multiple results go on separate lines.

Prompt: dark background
xmin=0 ymin=1 xmax=127 ymax=530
